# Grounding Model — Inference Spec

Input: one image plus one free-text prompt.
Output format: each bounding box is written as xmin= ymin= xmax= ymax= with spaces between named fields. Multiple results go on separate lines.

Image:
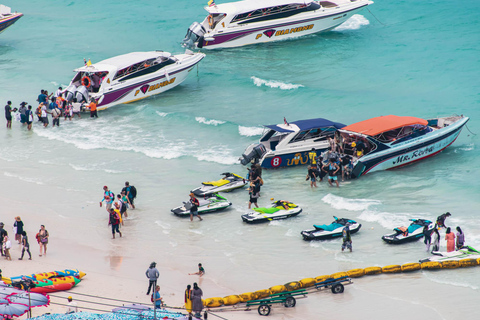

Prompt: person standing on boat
xmin=323 ymin=158 xmax=340 ymax=187
xmin=341 ymin=224 xmax=352 ymax=252
xmin=189 ymin=193 xmax=203 ymax=221
xmin=456 ymin=227 xmax=465 ymax=250
xmin=423 ymin=226 xmax=432 ymax=252
xmin=445 ymin=227 xmax=455 ymax=252
xmin=431 ymin=228 xmax=440 ymax=252
xmin=145 ymin=262 xmax=160 ymax=296
xmin=306 ymin=165 xmax=317 ymax=188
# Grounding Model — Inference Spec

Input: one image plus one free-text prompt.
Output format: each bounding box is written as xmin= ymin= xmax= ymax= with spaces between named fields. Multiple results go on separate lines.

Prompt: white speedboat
xmin=64 ymin=50 xmax=205 ymax=110
xmin=191 ymin=172 xmax=247 ymax=196
xmin=0 ymin=5 xmax=22 ymax=34
xmin=241 ymin=200 xmax=302 ymax=223
xmin=382 ymin=219 xmax=433 ymax=244
xmin=301 ymin=216 xmax=361 ymax=241
xmin=419 ymin=246 xmax=480 ymax=263
xmin=240 ymin=118 xmax=345 ymax=168
xmin=336 ymin=115 xmax=469 ymax=178
xmin=182 ymin=0 xmax=373 ymax=49
xmin=171 ymin=194 xmax=232 ymax=217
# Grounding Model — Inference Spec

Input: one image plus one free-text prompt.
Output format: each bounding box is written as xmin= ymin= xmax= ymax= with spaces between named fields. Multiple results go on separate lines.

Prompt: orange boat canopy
xmin=341 ymin=115 xmax=429 ymax=136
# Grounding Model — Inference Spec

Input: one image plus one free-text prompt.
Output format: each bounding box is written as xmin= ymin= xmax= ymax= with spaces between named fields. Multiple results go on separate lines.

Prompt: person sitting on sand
xmin=189 ymin=263 xmax=205 ymax=277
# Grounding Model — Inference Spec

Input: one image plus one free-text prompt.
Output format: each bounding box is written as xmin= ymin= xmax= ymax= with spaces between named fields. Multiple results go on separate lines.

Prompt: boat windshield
xmin=113 ymin=57 xmax=176 ymax=81
xmin=288 ymin=127 xmax=336 ymax=143
xmin=231 ymin=2 xmax=320 ymax=24
xmin=374 ymin=124 xmax=430 ymax=144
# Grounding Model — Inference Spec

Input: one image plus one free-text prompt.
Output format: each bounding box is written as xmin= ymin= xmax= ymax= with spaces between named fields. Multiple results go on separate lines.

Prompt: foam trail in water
xmin=322 ymin=194 xmax=381 ymax=211
xmin=238 ymin=126 xmax=264 ymax=137
xmin=156 ymin=111 xmax=169 ymax=117
xmin=251 ymin=76 xmax=304 ymax=90
xmin=4 ymin=172 xmax=45 ymax=185
xmin=195 ymin=117 xmax=226 ymax=126
xmin=334 ymin=14 xmax=370 ymax=31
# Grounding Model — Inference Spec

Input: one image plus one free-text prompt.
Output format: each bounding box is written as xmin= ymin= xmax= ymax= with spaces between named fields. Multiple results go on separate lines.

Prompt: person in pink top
xmin=445 ymin=227 xmax=455 ymax=252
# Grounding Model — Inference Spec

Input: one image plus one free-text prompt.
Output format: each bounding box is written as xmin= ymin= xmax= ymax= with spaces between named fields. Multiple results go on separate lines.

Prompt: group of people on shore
xmin=424 ymin=212 xmax=465 ymax=252
xmin=306 ymin=147 xmax=353 ymax=188
xmin=0 ymin=218 xmax=49 ymax=260
xmin=4 ymin=87 xmax=99 ymax=130
xmin=100 ymin=182 xmax=137 ymax=239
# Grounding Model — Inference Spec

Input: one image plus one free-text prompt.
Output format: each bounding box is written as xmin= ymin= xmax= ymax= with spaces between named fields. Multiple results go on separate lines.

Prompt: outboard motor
xmin=182 ymin=22 xmax=206 ymax=49
xmin=64 ymin=84 xmax=77 ymax=102
xmin=75 ymin=85 xmax=89 ymax=103
xmin=240 ymin=144 xmax=267 ymax=165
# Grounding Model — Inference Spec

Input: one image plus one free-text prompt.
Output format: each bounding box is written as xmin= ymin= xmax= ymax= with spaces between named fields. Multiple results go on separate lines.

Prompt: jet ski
xmin=241 ymin=200 xmax=302 ymax=224
xmin=171 ymin=194 xmax=232 ymax=217
xmin=301 ymin=216 xmax=361 ymax=241
xmin=419 ymin=246 xmax=480 ymax=263
xmin=191 ymin=172 xmax=247 ymax=196
xmin=382 ymin=219 xmax=433 ymax=244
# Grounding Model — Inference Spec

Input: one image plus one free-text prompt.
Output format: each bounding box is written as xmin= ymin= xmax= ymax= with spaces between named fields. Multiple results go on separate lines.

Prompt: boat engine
xmin=64 ymin=84 xmax=77 ymax=102
xmin=182 ymin=22 xmax=206 ymax=49
xmin=75 ymin=85 xmax=89 ymax=103
xmin=240 ymin=144 xmax=267 ymax=165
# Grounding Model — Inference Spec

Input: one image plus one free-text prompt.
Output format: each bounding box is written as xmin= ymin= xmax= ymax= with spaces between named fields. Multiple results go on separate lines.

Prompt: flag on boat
xmin=86 ymin=59 xmax=92 ymax=66
xmin=284 ymin=117 xmax=289 ymax=125
xmin=208 ymin=0 xmax=215 ymax=7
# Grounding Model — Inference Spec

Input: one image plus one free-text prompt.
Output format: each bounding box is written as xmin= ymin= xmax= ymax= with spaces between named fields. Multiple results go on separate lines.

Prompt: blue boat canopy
xmin=264 ymin=118 xmax=346 ymax=133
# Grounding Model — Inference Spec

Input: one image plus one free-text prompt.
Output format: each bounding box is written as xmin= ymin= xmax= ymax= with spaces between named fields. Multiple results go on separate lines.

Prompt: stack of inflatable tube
xmin=204 ymin=257 xmax=480 ymax=307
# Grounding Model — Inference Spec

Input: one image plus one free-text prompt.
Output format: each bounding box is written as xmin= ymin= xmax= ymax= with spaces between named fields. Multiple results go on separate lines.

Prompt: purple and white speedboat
xmin=0 ymin=5 xmax=23 ymax=34
xmin=182 ymin=0 xmax=373 ymax=50
xmin=64 ymin=50 xmax=205 ymax=110
xmin=337 ymin=115 xmax=469 ymax=178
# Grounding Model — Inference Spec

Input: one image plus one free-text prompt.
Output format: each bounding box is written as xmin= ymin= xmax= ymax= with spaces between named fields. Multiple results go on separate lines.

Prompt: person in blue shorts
xmin=323 ymin=158 xmax=340 ymax=187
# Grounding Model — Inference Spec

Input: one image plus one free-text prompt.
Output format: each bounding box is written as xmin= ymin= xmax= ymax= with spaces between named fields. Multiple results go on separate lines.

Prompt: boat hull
xmin=260 ymin=148 xmax=328 ymax=169
xmin=201 ymin=3 xmax=370 ymax=49
xmin=0 ymin=13 xmax=23 ymax=34
xmin=171 ymin=201 xmax=232 ymax=216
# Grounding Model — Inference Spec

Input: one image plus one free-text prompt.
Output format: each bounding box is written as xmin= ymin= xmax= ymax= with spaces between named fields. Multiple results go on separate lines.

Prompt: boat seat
xmin=437 ymin=118 xmax=445 ymax=128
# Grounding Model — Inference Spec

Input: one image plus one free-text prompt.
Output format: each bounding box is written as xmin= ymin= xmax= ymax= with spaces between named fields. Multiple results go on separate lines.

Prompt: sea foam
xmin=238 ymin=126 xmax=264 ymax=137
xmin=334 ymin=14 xmax=370 ymax=31
xmin=251 ymin=76 xmax=304 ymax=90
xmin=195 ymin=117 xmax=226 ymax=126
xmin=322 ymin=194 xmax=381 ymax=211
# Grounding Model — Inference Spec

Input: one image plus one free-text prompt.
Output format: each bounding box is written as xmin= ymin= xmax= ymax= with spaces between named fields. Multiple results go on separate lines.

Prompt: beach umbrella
xmin=7 ymin=291 xmax=50 ymax=307
xmin=0 ymin=301 xmax=30 ymax=317
xmin=0 ymin=287 xmax=23 ymax=299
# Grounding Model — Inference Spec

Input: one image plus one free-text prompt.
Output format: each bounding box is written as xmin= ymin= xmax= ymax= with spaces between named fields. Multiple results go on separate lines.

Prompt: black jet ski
xmin=382 ymin=219 xmax=433 ymax=244
xmin=301 ymin=216 xmax=361 ymax=241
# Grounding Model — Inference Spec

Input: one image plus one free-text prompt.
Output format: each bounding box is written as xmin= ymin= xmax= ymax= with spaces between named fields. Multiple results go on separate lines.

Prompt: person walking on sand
xmin=100 ymin=186 xmax=115 ymax=212
xmin=14 ymin=216 xmax=24 ymax=244
xmin=191 ymin=283 xmax=203 ymax=318
xmin=248 ymin=182 xmax=260 ymax=209
xmin=445 ymin=227 xmax=455 ymax=252
xmin=456 ymin=226 xmax=465 ymax=250
xmin=18 ymin=231 xmax=31 ymax=260
xmin=431 ymin=228 xmax=440 ymax=252
xmin=184 ymin=284 xmax=192 ymax=315
xmin=3 ymin=232 xmax=12 ymax=260
xmin=145 ymin=262 xmax=159 ymax=295
xmin=88 ymin=99 xmax=98 ymax=118
xmin=189 ymin=193 xmax=203 ymax=221
xmin=341 ymin=224 xmax=352 ymax=252
xmin=189 ymin=263 xmax=205 ymax=277
xmin=37 ymin=225 xmax=49 ymax=256
xmin=108 ymin=208 xmax=122 ymax=239
xmin=0 ymin=223 xmax=6 ymax=256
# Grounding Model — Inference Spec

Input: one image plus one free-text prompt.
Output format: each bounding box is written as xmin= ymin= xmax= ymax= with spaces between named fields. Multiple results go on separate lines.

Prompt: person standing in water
xmin=5 ymin=101 xmax=17 ymax=129
xmin=431 ymin=228 xmax=440 ymax=252
xmin=323 ymin=158 xmax=340 ymax=187
xmin=100 ymin=186 xmax=115 ymax=212
xmin=341 ymin=224 xmax=352 ymax=252
xmin=108 ymin=209 xmax=122 ymax=239
xmin=306 ymin=165 xmax=317 ymax=188
xmin=423 ymin=226 xmax=432 ymax=252
xmin=189 ymin=193 xmax=203 ymax=221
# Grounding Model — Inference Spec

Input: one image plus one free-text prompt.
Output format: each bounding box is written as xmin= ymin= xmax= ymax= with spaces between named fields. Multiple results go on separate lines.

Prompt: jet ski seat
xmin=313 ymin=223 xmax=343 ymax=231
xmin=407 ymin=224 xmax=422 ymax=234
xmin=254 ymin=207 xmax=280 ymax=214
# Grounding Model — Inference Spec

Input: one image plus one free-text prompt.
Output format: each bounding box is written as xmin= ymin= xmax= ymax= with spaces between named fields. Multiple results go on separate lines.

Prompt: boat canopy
xmin=205 ymin=0 xmax=313 ymax=15
xmin=341 ymin=115 xmax=428 ymax=136
xmin=264 ymin=118 xmax=346 ymax=133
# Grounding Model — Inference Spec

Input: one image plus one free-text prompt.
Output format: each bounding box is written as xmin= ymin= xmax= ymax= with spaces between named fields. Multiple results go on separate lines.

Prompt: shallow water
xmin=1 ymin=0 xmax=480 ymax=319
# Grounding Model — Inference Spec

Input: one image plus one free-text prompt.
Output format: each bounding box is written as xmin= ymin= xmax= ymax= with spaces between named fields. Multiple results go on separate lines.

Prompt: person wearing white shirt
xmin=66 ymin=296 xmax=78 ymax=314
xmin=54 ymin=87 xmax=63 ymax=98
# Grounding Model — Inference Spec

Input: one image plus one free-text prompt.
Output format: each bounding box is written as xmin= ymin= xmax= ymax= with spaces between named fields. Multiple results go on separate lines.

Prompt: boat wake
xmin=156 ymin=111 xmax=169 ymax=117
xmin=322 ymin=194 xmax=381 ymax=211
xmin=334 ymin=14 xmax=370 ymax=31
xmin=195 ymin=117 xmax=226 ymax=126
xmin=238 ymin=126 xmax=264 ymax=137
xmin=251 ymin=76 xmax=304 ymax=90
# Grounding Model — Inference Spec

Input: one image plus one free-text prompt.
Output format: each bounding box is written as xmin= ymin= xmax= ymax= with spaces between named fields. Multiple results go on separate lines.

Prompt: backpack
xmin=150 ymin=294 xmax=154 ymax=303
xmin=130 ymin=186 xmax=137 ymax=198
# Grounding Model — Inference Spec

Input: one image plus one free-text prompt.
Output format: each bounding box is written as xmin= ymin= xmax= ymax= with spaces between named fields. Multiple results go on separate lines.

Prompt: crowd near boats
xmin=1 ymin=0 xmax=476 ymax=319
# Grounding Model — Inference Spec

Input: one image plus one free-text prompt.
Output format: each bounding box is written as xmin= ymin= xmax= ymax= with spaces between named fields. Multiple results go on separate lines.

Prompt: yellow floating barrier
xmin=459 ymin=259 xmax=478 ymax=268
xmin=364 ymin=266 xmax=382 ymax=275
xmin=382 ymin=265 xmax=402 ymax=273
xmin=299 ymin=278 xmax=316 ymax=288
xmin=346 ymin=268 xmax=365 ymax=278
xmin=223 ymin=295 xmax=241 ymax=306
xmin=239 ymin=292 xmax=258 ymax=302
xmin=441 ymin=260 xmax=459 ymax=269
xmin=421 ymin=261 xmax=442 ymax=270
xmin=401 ymin=263 xmax=421 ymax=272
xmin=477 ymin=258 xmax=480 ymax=265
xmin=269 ymin=285 xmax=287 ymax=294
xmin=254 ymin=289 xmax=271 ymax=299
xmin=204 ymin=297 xmax=224 ymax=308
xmin=284 ymin=281 xmax=302 ymax=291
xmin=315 ymin=275 xmax=331 ymax=283
xmin=329 ymin=272 xmax=348 ymax=279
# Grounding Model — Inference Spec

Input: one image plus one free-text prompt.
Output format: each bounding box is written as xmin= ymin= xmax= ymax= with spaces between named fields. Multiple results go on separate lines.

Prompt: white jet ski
xmin=419 ymin=246 xmax=480 ymax=263
xmin=301 ymin=216 xmax=361 ymax=241
xmin=191 ymin=172 xmax=247 ymax=196
xmin=241 ymin=200 xmax=302 ymax=224
xmin=382 ymin=219 xmax=433 ymax=244
xmin=171 ymin=194 xmax=232 ymax=217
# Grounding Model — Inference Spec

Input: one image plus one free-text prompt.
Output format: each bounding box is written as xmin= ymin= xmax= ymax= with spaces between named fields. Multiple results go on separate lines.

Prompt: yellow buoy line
xmin=203 ymin=258 xmax=480 ymax=309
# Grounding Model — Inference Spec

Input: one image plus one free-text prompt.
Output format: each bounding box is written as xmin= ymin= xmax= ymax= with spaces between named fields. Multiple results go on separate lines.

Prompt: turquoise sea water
xmin=1 ymin=0 xmax=480 ymax=319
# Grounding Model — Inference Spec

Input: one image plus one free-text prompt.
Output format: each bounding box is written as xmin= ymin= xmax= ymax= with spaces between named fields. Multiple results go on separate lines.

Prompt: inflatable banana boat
xmin=171 ymin=193 xmax=232 ymax=216
xmin=6 ymin=269 xmax=86 ymax=283
xmin=301 ymin=217 xmax=361 ymax=241
xmin=5 ymin=269 xmax=85 ymax=293
xmin=191 ymin=172 xmax=247 ymax=196
xmin=241 ymin=200 xmax=302 ymax=224
xmin=382 ymin=219 xmax=433 ymax=244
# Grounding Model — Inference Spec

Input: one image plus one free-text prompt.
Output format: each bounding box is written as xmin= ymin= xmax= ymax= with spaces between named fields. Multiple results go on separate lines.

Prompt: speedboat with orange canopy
xmin=336 ymin=115 xmax=469 ymax=178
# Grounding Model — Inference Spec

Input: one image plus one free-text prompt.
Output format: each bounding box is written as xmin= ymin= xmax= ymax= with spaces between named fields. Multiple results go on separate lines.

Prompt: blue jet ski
xmin=382 ymin=219 xmax=433 ymax=244
xmin=301 ymin=216 xmax=361 ymax=241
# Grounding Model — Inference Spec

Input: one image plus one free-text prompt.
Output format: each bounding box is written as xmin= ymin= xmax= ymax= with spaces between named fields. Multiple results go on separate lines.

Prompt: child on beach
xmin=189 ymin=263 xmax=205 ymax=277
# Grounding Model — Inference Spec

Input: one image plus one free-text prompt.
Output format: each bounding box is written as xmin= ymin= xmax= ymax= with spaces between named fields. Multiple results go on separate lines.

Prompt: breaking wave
xmin=334 ymin=14 xmax=370 ymax=31
xmin=195 ymin=117 xmax=226 ymax=126
xmin=238 ymin=126 xmax=264 ymax=137
xmin=251 ymin=76 xmax=304 ymax=90
xmin=322 ymin=194 xmax=381 ymax=211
